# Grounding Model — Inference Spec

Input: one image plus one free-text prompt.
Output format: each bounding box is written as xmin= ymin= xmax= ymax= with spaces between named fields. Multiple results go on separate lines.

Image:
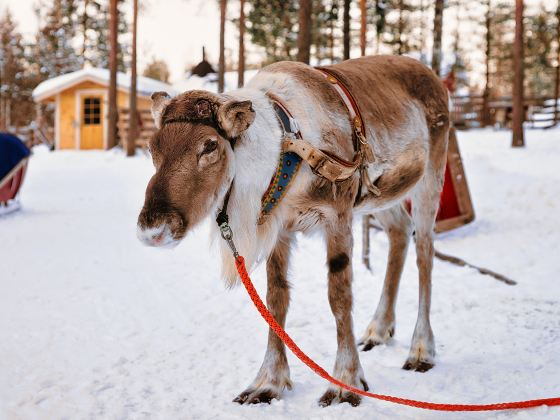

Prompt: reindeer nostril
xmin=152 ymin=231 xmax=165 ymax=243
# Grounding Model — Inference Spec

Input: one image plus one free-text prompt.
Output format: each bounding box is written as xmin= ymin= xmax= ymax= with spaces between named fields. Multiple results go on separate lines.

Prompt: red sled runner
xmin=0 ymin=132 xmax=30 ymax=214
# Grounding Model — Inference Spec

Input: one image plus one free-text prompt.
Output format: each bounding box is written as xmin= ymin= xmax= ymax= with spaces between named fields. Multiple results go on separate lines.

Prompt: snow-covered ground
xmin=1 ymin=128 xmax=559 ymax=420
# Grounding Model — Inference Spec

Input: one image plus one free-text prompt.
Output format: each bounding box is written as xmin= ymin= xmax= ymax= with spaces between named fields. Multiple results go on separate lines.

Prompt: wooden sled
xmin=362 ymin=127 xmax=475 ymax=269
xmin=0 ymin=155 xmax=29 ymax=216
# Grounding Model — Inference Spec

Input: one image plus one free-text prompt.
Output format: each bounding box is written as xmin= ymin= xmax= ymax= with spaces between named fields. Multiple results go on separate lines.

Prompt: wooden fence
xmin=451 ymin=95 xmax=559 ymax=129
xmin=8 ymin=123 xmax=54 ymax=149
xmin=117 ymin=108 xmax=156 ymax=150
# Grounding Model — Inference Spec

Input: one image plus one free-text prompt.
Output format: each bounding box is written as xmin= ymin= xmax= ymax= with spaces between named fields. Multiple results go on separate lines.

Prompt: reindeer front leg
xmin=233 ymin=232 xmax=293 ymax=405
xmin=319 ymin=216 xmax=368 ymax=407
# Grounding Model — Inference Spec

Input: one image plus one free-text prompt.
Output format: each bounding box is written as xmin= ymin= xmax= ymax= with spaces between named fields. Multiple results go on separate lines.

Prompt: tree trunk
xmin=329 ymin=2 xmax=335 ymax=63
xmin=296 ymin=0 xmax=312 ymax=64
xmin=432 ymin=0 xmax=444 ymax=76
xmin=107 ymin=0 xmax=118 ymax=149
xmin=482 ymin=0 xmax=492 ymax=127
xmin=397 ymin=0 xmax=404 ymax=55
xmin=82 ymin=0 xmax=90 ymax=58
xmin=512 ymin=0 xmax=525 ymax=148
xmin=360 ymin=0 xmax=366 ymax=56
xmin=0 ymin=62 xmax=4 ymax=130
xmin=238 ymin=0 xmax=245 ymax=88
xmin=554 ymin=1 xmax=560 ymax=127
xmin=343 ymin=0 xmax=350 ymax=60
xmin=218 ymin=0 xmax=227 ymax=93
xmin=127 ymin=0 xmax=138 ymax=157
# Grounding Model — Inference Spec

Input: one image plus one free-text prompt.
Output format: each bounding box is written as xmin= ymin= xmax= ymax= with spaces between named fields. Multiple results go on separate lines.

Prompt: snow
xmin=32 ymin=68 xmax=178 ymax=102
xmin=1 ymin=128 xmax=560 ymax=419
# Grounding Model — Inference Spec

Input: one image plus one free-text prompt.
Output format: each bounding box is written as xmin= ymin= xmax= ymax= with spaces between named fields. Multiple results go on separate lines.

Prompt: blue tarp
xmin=0 ymin=132 xmax=30 ymax=181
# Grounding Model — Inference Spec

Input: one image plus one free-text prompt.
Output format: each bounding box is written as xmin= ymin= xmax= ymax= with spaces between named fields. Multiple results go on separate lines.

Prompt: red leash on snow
xmin=234 ymin=255 xmax=560 ymax=411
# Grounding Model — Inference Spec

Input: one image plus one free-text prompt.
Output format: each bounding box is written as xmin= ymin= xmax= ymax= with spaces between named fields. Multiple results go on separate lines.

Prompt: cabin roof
xmin=33 ymin=68 xmax=177 ymax=102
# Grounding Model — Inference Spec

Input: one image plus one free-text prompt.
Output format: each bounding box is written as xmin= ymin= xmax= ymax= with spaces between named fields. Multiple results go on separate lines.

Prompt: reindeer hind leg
xmin=359 ymin=204 xmax=413 ymax=351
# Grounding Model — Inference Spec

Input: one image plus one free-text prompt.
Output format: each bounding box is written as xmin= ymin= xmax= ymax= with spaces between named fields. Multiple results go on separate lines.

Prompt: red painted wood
xmin=437 ymin=164 xmax=461 ymax=221
xmin=0 ymin=162 xmax=28 ymax=202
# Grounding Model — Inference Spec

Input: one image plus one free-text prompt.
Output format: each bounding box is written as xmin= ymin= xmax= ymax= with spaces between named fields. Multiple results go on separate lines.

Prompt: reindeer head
xmin=137 ymin=90 xmax=255 ymax=247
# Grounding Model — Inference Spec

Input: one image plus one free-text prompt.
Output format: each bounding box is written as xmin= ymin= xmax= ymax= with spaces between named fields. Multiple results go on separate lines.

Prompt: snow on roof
xmin=173 ymin=69 xmax=260 ymax=95
xmin=32 ymin=68 xmax=178 ymax=102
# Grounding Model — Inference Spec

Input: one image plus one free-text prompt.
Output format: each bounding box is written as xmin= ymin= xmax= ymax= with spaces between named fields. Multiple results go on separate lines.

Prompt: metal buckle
xmin=219 ymin=222 xmax=239 ymax=258
xmin=288 ymin=117 xmax=300 ymax=134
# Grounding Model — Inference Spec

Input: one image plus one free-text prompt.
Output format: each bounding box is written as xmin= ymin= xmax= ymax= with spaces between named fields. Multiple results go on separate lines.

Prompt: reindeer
xmin=137 ymin=55 xmax=449 ymax=407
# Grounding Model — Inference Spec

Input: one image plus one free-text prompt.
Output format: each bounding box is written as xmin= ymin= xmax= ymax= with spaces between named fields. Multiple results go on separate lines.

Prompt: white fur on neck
xmin=210 ymin=87 xmax=284 ymax=285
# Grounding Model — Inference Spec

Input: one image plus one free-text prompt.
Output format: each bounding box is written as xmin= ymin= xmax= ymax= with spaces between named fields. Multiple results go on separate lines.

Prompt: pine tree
xmin=525 ymin=9 xmax=554 ymax=97
xmin=311 ymin=0 xmax=334 ymax=64
xmin=382 ymin=0 xmax=421 ymax=56
xmin=246 ymin=0 xmax=298 ymax=64
xmin=33 ymin=0 xmax=82 ymax=79
xmin=326 ymin=0 xmax=340 ymax=63
xmin=91 ymin=0 xmax=130 ymax=72
xmin=0 ymin=10 xmax=28 ymax=128
xmin=373 ymin=0 xmax=388 ymax=54
xmin=489 ymin=0 xmax=514 ymax=96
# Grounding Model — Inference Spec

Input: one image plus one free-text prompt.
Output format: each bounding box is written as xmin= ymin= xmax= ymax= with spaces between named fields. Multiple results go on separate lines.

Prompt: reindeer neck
xmin=212 ymin=88 xmax=287 ymax=284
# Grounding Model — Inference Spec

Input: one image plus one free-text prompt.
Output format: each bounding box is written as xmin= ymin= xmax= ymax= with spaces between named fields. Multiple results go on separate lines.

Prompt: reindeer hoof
xmin=318 ymin=378 xmax=368 ymax=407
xmin=402 ymin=359 xmax=434 ymax=372
xmin=233 ymin=388 xmax=278 ymax=405
xmin=359 ymin=323 xmax=394 ymax=351
xmin=359 ymin=339 xmax=383 ymax=352
xmin=318 ymin=389 xmax=337 ymax=407
xmin=319 ymin=389 xmax=363 ymax=407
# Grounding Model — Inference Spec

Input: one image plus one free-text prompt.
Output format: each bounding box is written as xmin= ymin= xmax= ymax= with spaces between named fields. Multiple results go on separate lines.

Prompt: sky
xmin=0 ymin=0 xmax=555 ymax=88
xmin=1 ymin=0 xmax=237 ymax=83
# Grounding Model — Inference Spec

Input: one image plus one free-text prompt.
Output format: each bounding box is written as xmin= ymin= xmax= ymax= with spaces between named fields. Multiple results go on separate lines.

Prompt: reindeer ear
xmin=216 ymin=100 xmax=255 ymax=139
xmin=151 ymin=91 xmax=172 ymax=129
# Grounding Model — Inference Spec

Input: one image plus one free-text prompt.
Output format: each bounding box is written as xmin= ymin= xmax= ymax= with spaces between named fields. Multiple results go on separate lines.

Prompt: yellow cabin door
xmin=80 ymin=95 xmax=104 ymax=149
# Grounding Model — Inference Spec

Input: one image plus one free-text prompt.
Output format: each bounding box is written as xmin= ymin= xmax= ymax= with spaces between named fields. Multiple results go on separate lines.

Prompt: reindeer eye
xmin=202 ymin=139 xmax=218 ymax=155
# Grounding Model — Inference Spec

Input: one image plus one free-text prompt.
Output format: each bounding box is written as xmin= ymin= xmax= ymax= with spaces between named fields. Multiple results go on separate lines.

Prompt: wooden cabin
xmin=32 ymin=68 xmax=176 ymax=150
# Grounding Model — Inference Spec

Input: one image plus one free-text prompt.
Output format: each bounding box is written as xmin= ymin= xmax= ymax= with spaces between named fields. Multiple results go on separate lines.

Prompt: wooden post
xmin=127 ymin=0 xmax=138 ymax=157
xmin=107 ymin=0 xmax=118 ymax=149
xmin=296 ymin=0 xmax=312 ymax=64
xmin=218 ymin=0 xmax=227 ymax=93
xmin=360 ymin=0 xmax=366 ymax=56
xmin=432 ymin=0 xmax=444 ymax=76
xmin=343 ymin=0 xmax=350 ymax=60
xmin=238 ymin=0 xmax=245 ymax=88
xmin=512 ymin=0 xmax=525 ymax=148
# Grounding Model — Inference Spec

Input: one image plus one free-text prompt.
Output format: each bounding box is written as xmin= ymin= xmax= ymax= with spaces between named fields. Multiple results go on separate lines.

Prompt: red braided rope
xmin=234 ymin=255 xmax=560 ymax=411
